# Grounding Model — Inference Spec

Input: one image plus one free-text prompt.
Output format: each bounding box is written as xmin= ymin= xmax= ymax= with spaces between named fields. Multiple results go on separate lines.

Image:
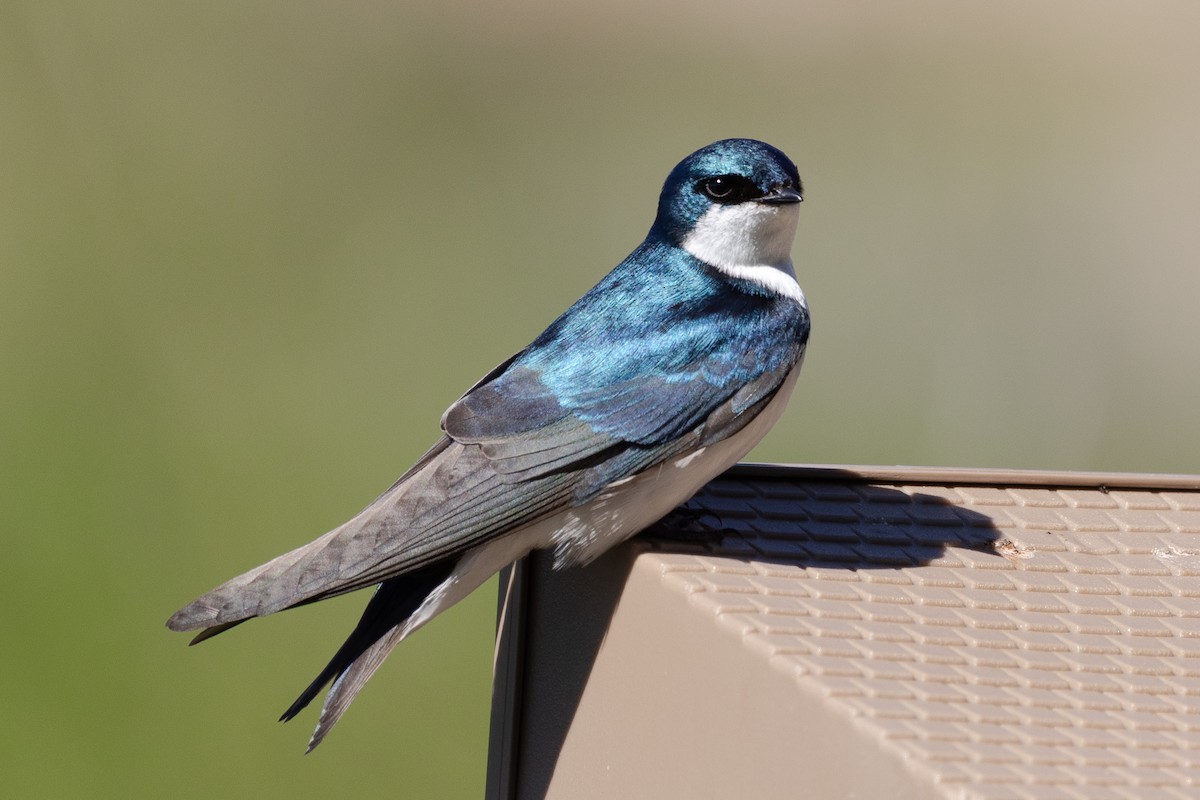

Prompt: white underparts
xmin=681 ymin=202 xmax=805 ymax=304
xmin=546 ymin=363 xmax=801 ymax=568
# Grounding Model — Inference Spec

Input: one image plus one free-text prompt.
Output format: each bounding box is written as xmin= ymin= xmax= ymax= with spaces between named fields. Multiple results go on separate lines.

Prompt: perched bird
xmin=168 ymin=138 xmax=810 ymax=751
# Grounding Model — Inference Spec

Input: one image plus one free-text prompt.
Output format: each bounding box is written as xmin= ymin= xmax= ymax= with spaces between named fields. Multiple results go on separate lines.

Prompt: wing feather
xmin=166 ymin=439 xmax=576 ymax=633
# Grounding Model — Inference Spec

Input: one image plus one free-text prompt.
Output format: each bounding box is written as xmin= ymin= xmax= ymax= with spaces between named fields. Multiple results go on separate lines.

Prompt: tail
xmin=280 ymin=560 xmax=456 ymax=751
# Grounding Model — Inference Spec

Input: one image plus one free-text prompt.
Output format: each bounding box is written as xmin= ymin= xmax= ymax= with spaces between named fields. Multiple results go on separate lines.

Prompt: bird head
xmin=653 ymin=139 xmax=803 ymax=273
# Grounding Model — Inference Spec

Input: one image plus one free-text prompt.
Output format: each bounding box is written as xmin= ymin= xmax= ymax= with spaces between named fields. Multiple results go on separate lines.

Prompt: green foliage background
xmin=4 ymin=2 xmax=1199 ymax=797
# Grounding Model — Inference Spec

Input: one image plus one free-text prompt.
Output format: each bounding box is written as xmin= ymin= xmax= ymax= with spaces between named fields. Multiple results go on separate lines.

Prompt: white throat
xmin=680 ymin=202 xmax=804 ymax=303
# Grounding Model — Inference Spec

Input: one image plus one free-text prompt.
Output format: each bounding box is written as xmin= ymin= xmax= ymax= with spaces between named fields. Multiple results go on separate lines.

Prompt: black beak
xmin=760 ymin=186 xmax=803 ymax=205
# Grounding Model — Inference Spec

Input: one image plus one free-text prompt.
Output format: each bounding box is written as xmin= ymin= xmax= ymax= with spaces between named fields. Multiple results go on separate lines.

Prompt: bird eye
xmin=702 ymin=177 xmax=733 ymax=198
xmin=697 ymin=174 xmax=762 ymax=204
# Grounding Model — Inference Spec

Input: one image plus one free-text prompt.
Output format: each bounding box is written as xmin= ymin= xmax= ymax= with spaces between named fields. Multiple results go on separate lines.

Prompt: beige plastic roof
xmin=488 ymin=464 xmax=1200 ymax=800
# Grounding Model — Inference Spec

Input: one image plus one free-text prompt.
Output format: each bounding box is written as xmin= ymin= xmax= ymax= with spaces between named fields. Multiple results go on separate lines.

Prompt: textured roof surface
xmin=644 ymin=465 xmax=1200 ymax=798
xmin=488 ymin=464 xmax=1200 ymax=800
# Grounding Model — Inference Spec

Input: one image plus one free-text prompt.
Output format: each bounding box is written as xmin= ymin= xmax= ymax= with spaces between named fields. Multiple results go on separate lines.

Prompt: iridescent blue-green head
xmin=652 ymin=139 xmax=803 ymax=276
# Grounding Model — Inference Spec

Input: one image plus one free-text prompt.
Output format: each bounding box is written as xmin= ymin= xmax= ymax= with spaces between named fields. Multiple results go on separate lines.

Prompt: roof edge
xmin=731 ymin=463 xmax=1200 ymax=492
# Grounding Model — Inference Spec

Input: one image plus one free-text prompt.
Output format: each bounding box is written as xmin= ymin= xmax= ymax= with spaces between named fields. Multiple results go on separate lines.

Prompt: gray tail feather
xmin=187 ymin=619 xmax=246 ymax=645
xmin=305 ymin=623 xmax=411 ymax=752
xmin=277 ymin=560 xmax=455 ymax=750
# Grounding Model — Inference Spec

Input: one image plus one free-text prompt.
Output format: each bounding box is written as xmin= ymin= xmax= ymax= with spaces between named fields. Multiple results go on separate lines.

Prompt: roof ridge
xmin=731 ymin=462 xmax=1200 ymax=491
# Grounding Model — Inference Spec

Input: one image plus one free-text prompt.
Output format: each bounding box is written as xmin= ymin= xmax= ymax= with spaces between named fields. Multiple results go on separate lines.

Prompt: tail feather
xmin=305 ymin=624 xmax=410 ymax=752
xmin=279 ymin=560 xmax=455 ymax=739
xmin=188 ymin=619 xmax=246 ymax=645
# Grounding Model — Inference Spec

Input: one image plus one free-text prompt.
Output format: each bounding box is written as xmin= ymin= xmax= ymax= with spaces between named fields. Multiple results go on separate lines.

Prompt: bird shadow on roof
xmin=496 ymin=472 xmax=1005 ymax=797
xmin=653 ymin=474 xmax=1006 ymax=569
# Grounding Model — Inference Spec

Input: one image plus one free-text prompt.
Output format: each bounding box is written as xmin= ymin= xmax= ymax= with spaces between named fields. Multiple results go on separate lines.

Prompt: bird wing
xmin=166 ymin=437 xmax=578 ymax=633
xmin=168 ymin=278 xmax=808 ymax=635
xmin=441 ymin=278 xmax=808 ymax=490
xmin=292 ymin=347 xmax=805 ymax=751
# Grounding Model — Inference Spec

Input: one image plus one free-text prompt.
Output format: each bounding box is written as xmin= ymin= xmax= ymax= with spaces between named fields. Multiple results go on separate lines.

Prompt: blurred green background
xmin=4 ymin=1 xmax=1199 ymax=797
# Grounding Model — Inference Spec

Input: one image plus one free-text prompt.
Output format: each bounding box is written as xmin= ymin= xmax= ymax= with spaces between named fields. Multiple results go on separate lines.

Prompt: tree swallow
xmin=168 ymin=138 xmax=810 ymax=751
